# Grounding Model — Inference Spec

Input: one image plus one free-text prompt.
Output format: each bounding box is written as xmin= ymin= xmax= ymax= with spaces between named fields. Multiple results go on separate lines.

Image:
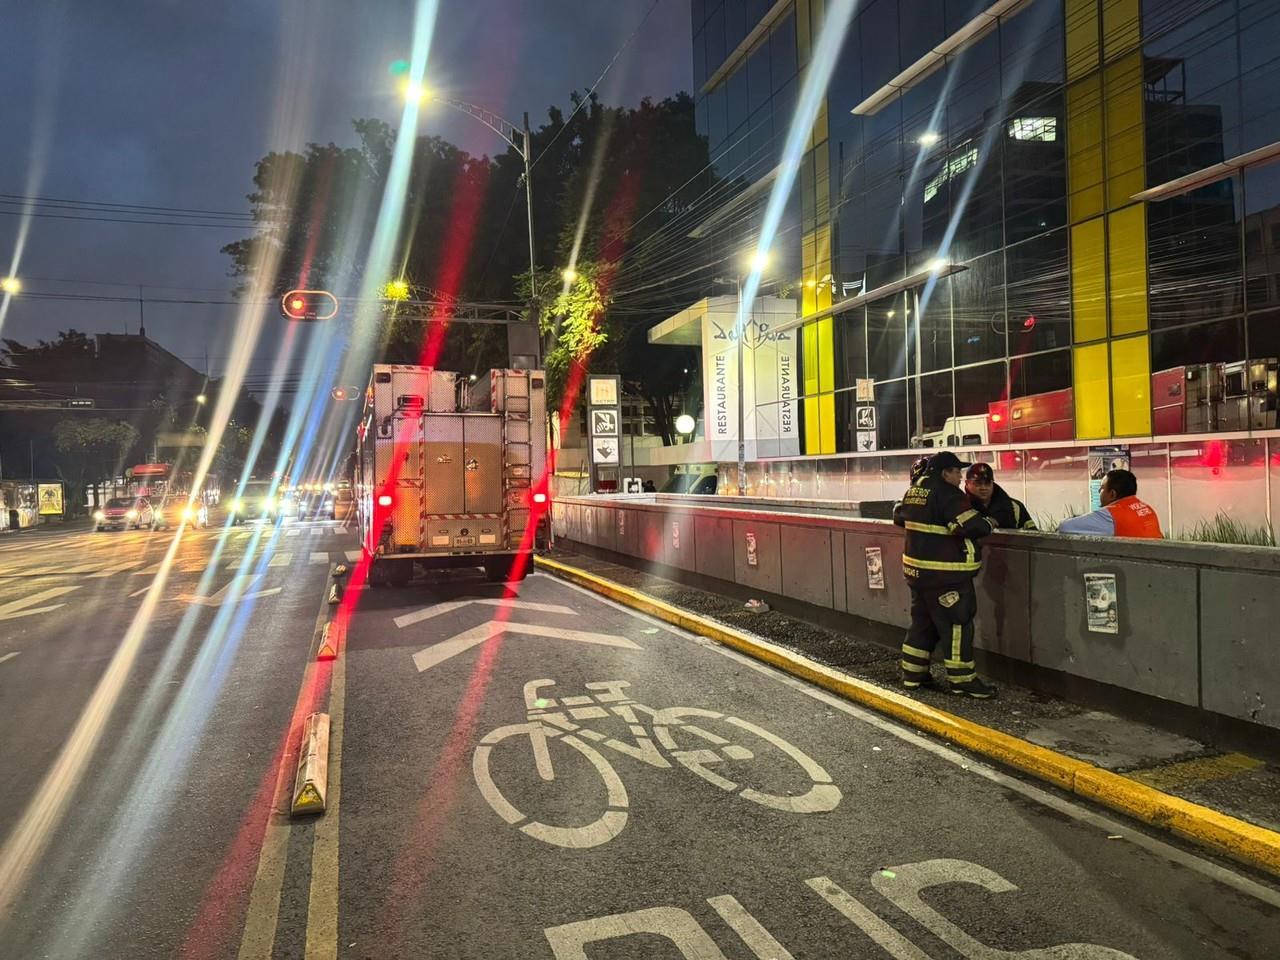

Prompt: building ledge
xmin=701 ymin=0 xmax=793 ymax=95
xmin=852 ymin=0 xmax=1033 ymax=117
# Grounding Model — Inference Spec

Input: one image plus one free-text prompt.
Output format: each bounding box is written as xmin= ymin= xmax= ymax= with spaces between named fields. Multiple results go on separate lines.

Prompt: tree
xmin=222 ymin=90 xmax=712 ymax=437
xmin=1 ymin=330 xmax=98 ymax=381
xmin=51 ymin=418 xmax=139 ymax=513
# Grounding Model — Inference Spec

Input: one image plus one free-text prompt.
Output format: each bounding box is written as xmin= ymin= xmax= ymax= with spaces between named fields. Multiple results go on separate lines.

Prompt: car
xmin=333 ymin=486 xmax=355 ymax=522
xmin=151 ymin=497 xmax=209 ymax=530
xmin=226 ymin=481 xmax=280 ymax=525
xmin=94 ymin=497 xmax=154 ymax=530
xmin=295 ymin=489 xmax=336 ymax=520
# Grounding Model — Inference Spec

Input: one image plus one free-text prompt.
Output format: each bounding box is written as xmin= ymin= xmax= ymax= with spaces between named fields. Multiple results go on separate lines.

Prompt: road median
xmin=535 ymin=553 xmax=1280 ymax=879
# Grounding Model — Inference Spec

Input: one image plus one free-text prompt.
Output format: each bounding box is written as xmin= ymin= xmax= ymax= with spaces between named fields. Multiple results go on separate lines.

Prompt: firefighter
xmin=964 ymin=462 xmax=1036 ymax=530
xmin=909 ymin=455 xmax=931 ymax=483
xmin=893 ymin=451 xmax=999 ymax=698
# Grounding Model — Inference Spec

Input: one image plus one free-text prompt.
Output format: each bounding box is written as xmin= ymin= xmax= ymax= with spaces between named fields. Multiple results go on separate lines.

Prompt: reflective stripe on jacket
xmin=893 ymin=474 xmax=997 ymax=584
xmin=975 ymin=483 xmax=1037 ymax=531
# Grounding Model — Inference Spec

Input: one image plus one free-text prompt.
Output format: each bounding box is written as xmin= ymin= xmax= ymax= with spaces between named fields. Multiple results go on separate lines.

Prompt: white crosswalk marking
xmin=0 ymin=586 xmax=80 ymax=621
xmin=309 ymin=552 xmax=329 ymax=564
xmin=345 ymin=550 xmax=361 ymax=562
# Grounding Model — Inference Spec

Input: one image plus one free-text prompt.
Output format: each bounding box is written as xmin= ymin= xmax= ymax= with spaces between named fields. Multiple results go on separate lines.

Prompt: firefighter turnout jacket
xmin=973 ymin=482 xmax=1036 ymax=530
xmin=893 ymin=474 xmax=998 ymax=585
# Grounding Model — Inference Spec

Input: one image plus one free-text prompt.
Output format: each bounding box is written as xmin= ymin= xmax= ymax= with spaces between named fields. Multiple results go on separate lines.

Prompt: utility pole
xmin=522 ymin=112 xmax=541 ymax=369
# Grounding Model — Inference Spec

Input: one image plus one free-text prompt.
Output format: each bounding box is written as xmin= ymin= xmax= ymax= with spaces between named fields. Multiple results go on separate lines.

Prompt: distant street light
xmin=384 ymin=278 xmax=411 ymax=301
xmin=675 ymin=414 xmax=696 ymax=436
xmin=1 ymin=277 xmax=20 ymax=295
xmin=561 ymin=268 xmax=578 ymax=283
xmin=195 ymin=394 xmax=208 ymax=405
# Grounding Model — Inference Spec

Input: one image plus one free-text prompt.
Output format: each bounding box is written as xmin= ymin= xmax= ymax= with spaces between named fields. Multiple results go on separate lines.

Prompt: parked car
xmin=94 ymin=497 xmax=154 ymax=531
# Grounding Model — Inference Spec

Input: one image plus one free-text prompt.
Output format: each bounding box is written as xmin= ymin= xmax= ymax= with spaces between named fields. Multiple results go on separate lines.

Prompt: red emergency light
xmin=281 ymin=289 xmax=338 ymax=322
xmin=377 ymin=494 xmax=393 ymax=507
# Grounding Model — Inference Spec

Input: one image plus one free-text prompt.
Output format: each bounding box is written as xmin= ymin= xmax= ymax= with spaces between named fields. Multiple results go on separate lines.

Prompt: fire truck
xmin=986 ymin=358 xmax=1278 ymax=445
xmin=355 ymin=365 xmax=548 ymax=587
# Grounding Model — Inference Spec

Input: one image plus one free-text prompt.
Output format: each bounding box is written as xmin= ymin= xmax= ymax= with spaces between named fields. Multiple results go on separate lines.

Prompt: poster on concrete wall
xmin=1088 ymin=446 xmax=1130 ymax=511
xmin=1084 ymin=572 xmax=1118 ymax=634
xmin=864 ymin=546 xmax=885 ymax=590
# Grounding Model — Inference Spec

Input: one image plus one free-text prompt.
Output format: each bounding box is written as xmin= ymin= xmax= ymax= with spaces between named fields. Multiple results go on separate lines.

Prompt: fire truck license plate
xmin=454 ymin=535 xmax=477 ymax=546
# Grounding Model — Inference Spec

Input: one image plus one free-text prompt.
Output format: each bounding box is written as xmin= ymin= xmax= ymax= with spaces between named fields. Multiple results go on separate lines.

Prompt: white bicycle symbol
xmin=472 ymin=679 xmax=842 ymax=848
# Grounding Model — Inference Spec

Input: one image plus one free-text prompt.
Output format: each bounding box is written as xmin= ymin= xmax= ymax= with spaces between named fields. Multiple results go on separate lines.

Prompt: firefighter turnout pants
xmin=901 ymin=579 xmax=978 ymax=687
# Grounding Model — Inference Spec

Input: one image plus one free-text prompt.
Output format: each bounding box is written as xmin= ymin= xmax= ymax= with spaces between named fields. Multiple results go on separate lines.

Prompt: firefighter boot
xmin=948 ymin=677 xmax=998 ymax=699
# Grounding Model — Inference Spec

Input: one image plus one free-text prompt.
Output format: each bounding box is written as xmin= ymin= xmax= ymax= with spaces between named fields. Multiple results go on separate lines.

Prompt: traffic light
xmin=330 ymin=386 xmax=358 ymax=401
xmin=281 ymin=289 xmax=338 ymax=321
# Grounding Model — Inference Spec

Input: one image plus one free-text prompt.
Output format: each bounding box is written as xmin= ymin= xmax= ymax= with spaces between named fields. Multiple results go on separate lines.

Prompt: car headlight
xmin=231 ymin=498 xmax=243 ymax=512
xmin=93 ymin=511 xmax=105 ymax=521
xmin=182 ymin=506 xmax=195 ymax=520
xmin=126 ymin=509 xmax=138 ymax=519
xmin=263 ymin=497 xmax=276 ymax=512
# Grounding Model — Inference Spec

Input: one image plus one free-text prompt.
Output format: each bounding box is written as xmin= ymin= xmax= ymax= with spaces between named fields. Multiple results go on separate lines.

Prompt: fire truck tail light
xmin=532 ymin=492 xmax=548 ymax=504
xmin=990 ymin=413 xmax=1003 ymax=423
xmin=377 ymin=494 xmax=393 ymax=507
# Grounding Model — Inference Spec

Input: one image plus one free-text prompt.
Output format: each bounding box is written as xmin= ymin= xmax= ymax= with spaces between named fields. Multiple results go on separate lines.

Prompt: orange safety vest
xmin=1104 ymin=496 xmax=1163 ymax=539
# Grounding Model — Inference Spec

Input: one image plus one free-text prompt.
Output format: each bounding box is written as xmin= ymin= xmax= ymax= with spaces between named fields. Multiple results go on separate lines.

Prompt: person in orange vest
xmin=1058 ymin=469 xmax=1163 ymax=538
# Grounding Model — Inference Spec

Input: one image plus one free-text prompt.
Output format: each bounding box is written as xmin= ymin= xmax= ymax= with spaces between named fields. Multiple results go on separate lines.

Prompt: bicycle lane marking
xmin=548 ymin=574 xmax=1280 ymax=909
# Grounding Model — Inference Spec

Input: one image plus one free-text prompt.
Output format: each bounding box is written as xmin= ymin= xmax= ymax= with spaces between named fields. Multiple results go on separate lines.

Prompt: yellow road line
xmin=1130 ymin=753 xmax=1265 ymax=792
xmin=534 ymin=554 xmax=1280 ymax=879
xmin=305 ymin=632 xmax=345 ymax=960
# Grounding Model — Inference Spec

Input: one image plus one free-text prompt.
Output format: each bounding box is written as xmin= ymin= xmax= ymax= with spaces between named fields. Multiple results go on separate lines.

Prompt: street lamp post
xmin=404 ymin=85 xmax=539 ymax=365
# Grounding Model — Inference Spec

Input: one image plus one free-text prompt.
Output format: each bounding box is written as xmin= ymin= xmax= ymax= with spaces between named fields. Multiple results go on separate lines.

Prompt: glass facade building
xmin=691 ymin=0 xmax=1280 ymax=457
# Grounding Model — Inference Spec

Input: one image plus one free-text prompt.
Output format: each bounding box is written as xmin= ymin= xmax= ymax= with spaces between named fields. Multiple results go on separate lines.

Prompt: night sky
xmin=0 ymin=0 xmax=692 ymax=379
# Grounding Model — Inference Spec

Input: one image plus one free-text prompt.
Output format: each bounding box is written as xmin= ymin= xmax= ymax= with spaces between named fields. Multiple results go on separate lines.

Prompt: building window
xmin=1007 ymin=116 xmax=1058 ymax=141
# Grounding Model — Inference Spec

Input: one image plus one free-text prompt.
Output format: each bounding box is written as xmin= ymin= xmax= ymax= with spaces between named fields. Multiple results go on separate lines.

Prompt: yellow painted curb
xmin=536 ymin=554 xmax=1280 ymax=878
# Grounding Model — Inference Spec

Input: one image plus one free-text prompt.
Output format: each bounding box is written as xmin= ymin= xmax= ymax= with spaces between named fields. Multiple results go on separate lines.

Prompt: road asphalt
xmin=1 ymin=524 xmax=1278 ymax=958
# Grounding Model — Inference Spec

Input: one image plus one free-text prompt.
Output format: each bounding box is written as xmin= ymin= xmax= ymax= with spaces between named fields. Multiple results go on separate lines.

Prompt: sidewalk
xmin=542 ymin=547 xmax=1280 ymax=841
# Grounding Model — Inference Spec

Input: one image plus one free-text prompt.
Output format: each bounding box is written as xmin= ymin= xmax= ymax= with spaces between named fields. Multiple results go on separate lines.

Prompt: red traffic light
xmin=331 ymin=386 xmax=359 ymax=401
xmin=281 ymin=289 xmax=338 ymax=321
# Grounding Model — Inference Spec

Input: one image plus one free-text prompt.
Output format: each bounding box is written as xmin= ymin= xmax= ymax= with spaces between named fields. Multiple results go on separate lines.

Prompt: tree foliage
xmin=1 ymin=330 xmax=98 ymax=381
xmin=49 ymin=418 xmax=139 ymax=513
xmin=223 ymin=91 xmax=712 ymax=440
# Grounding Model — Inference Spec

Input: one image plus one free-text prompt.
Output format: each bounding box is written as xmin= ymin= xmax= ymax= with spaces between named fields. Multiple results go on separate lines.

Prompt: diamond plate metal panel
xmin=464 ymin=416 xmax=503 ymax=514
xmin=429 ymin=371 xmax=458 ymax=412
xmin=392 ymin=369 xmax=434 ymax=413
xmin=505 ymin=417 xmax=531 ymax=444
xmin=530 ymin=374 xmax=547 ymax=480
xmin=423 ymin=416 xmax=465 ymax=515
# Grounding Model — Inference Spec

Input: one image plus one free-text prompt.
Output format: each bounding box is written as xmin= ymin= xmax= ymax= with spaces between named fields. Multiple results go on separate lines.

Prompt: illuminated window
xmin=923 ymin=146 xmax=978 ymax=203
xmin=1007 ymin=117 xmax=1058 ymax=141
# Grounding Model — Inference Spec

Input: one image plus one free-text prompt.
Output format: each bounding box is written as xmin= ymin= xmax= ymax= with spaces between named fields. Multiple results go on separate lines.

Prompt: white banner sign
xmin=701 ymin=301 xmax=799 ymax=462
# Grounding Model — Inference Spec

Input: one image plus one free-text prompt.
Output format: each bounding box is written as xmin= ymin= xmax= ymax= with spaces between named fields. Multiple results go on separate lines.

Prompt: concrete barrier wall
xmin=552 ymin=494 xmax=1280 ymax=731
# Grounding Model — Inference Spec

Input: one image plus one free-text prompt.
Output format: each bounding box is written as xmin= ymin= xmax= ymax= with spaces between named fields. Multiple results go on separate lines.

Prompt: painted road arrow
xmin=393 ymin=598 xmax=577 ymax=629
xmin=175 ymin=574 xmax=282 ymax=607
xmin=411 ymin=621 xmax=641 ymax=673
xmin=397 ymin=598 xmax=641 ymax=673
